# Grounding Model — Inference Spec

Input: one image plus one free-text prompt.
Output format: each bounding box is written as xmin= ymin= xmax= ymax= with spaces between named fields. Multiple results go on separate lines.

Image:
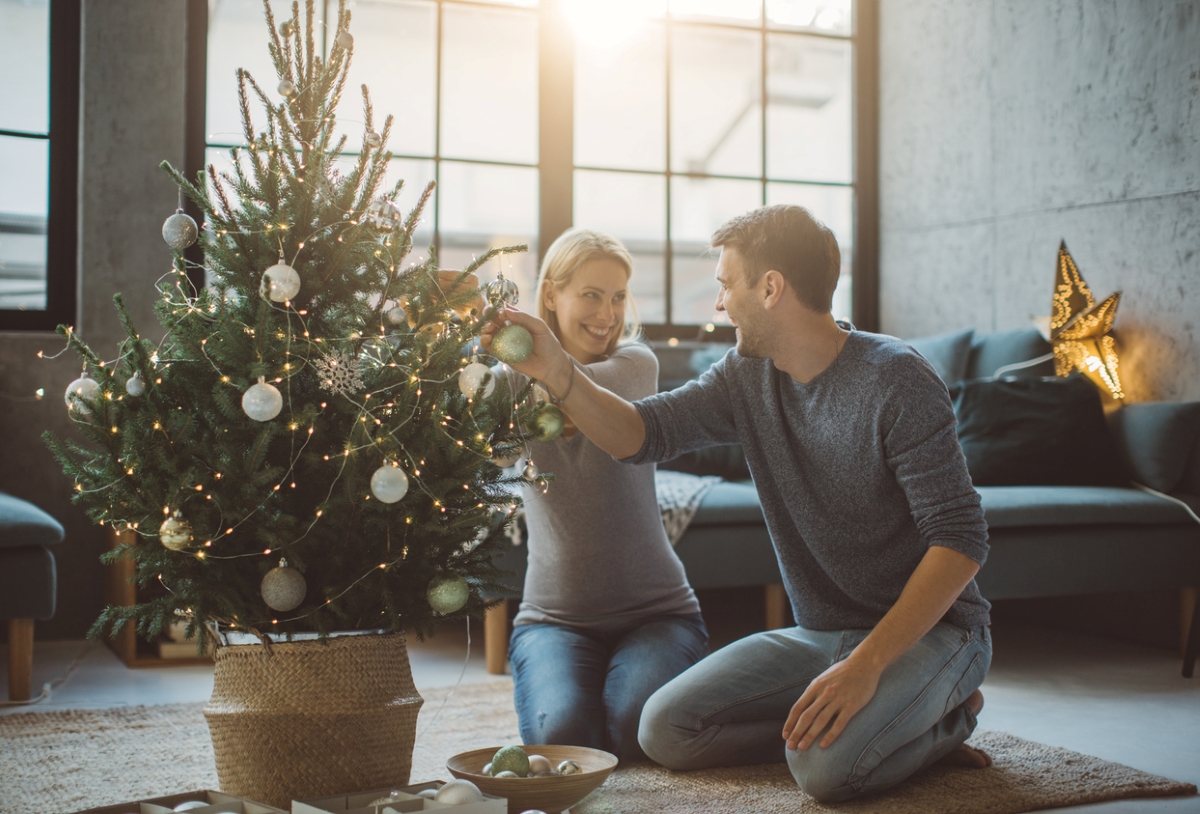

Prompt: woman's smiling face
xmin=543 ymin=257 xmax=629 ymax=364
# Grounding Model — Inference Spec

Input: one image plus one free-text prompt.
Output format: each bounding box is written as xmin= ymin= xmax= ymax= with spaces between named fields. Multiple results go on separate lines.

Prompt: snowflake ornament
xmin=314 ymin=349 xmax=365 ymax=397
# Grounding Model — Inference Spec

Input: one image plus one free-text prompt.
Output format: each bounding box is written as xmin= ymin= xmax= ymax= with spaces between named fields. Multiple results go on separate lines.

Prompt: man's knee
xmin=787 ymin=745 xmax=860 ymax=803
xmin=637 ymin=686 xmax=697 ymax=770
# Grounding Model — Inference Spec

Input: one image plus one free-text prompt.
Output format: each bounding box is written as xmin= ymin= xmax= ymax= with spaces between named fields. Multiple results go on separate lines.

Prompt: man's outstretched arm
xmin=481 ymin=307 xmax=647 ymax=459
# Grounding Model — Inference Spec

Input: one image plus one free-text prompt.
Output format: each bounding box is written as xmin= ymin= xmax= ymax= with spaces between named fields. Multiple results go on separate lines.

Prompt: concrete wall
xmin=879 ymin=0 xmax=1200 ymax=403
xmin=0 ymin=1 xmax=187 ymax=640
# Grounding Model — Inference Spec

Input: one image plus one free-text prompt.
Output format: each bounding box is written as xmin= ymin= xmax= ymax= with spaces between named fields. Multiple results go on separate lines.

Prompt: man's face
xmin=714 ymin=247 xmax=765 ymax=358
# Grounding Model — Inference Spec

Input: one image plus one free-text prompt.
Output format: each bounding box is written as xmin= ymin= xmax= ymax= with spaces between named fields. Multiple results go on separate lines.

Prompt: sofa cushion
xmin=661 ymin=444 xmax=752 ymax=481
xmin=689 ymin=480 xmax=765 ymax=526
xmin=907 ymin=328 xmax=974 ymax=385
xmin=951 ymin=374 xmax=1128 ymax=486
xmin=1107 ymin=401 xmax=1200 ymax=494
xmin=965 ymin=328 xmax=1055 ymax=380
xmin=0 ymin=492 xmax=65 ymax=549
xmin=978 ymin=485 xmax=1197 ymax=528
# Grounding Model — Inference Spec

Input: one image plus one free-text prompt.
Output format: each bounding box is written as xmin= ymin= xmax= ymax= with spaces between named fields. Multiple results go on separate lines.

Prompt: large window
xmin=0 ymin=0 xmax=79 ymax=331
xmin=202 ymin=0 xmax=865 ymax=335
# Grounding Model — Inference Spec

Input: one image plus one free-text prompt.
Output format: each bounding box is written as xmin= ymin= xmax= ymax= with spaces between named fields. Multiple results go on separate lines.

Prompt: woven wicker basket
xmin=203 ymin=631 xmax=423 ymax=808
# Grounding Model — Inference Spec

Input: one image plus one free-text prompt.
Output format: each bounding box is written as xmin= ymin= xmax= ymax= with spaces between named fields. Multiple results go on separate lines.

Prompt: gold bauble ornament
xmin=159 ymin=511 xmax=192 ymax=551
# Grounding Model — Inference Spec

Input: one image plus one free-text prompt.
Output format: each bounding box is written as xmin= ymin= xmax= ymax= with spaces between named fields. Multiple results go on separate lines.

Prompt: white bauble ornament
xmin=522 ymin=461 xmax=539 ymax=482
xmin=335 ymin=30 xmax=354 ymax=49
xmin=162 ymin=210 xmax=199 ymax=250
xmin=159 ymin=512 xmax=192 ymax=551
xmin=386 ymin=305 xmax=407 ymax=326
xmin=434 ymin=779 xmax=482 ymax=805
xmin=491 ymin=324 xmax=533 ymax=364
xmin=64 ymin=375 xmax=100 ymax=414
xmin=365 ymin=199 xmax=403 ymax=231
xmin=370 ymin=464 xmax=410 ymax=504
xmin=260 ymin=262 xmax=301 ymax=302
xmin=527 ymin=754 xmax=553 ymax=775
xmin=125 ymin=372 xmax=145 ymax=397
xmin=278 ymin=79 xmax=296 ymax=97
xmin=458 ymin=362 xmax=495 ymax=399
xmin=417 ymin=789 xmax=439 ymax=799
xmin=242 ymin=379 xmax=283 ymax=422
xmin=173 ymin=802 xmax=209 ymax=811
xmin=494 ymin=771 xmax=519 ymax=778
xmin=261 ymin=558 xmax=307 ymax=612
xmin=427 ymin=573 xmax=470 ymax=615
xmin=482 ymin=762 xmax=493 ymax=776
xmin=364 ymin=130 xmax=382 ymax=150
xmin=485 ymin=276 xmax=520 ymax=308
xmin=557 ymin=759 xmax=581 ymax=776
xmin=520 ymin=810 xmax=550 ymax=814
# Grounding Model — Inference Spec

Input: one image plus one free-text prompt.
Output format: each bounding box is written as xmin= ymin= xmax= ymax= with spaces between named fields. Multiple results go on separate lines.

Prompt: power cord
xmin=1 ymin=641 xmax=92 ymax=707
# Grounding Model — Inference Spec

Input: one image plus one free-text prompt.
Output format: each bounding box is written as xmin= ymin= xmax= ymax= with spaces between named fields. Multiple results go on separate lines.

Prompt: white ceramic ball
xmin=64 ymin=375 xmax=100 ymax=413
xmin=494 ymin=771 xmax=519 ymax=779
xmin=417 ymin=789 xmax=439 ymax=799
xmin=242 ymin=381 xmax=283 ymax=422
xmin=261 ymin=262 xmax=301 ymax=302
xmin=458 ymin=362 xmax=495 ymax=399
xmin=335 ymin=30 xmax=354 ymax=49
xmin=481 ymin=762 xmax=492 ymax=776
xmin=370 ymin=465 xmax=409 ymax=504
xmin=527 ymin=754 xmax=553 ymax=775
xmin=434 ymin=779 xmax=482 ymax=805
xmin=261 ymin=562 xmax=307 ymax=612
xmin=520 ymin=810 xmax=550 ymax=814
xmin=427 ymin=573 xmax=470 ymax=615
xmin=125 ymin=372 xmax=145 ymax=397
xmin=173 ymin=802 xmax=209 ymax=811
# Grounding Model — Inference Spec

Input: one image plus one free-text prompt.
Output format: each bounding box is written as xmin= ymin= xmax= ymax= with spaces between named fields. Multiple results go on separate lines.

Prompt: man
xmin=485 ymin=204 xmax=992 ymax=802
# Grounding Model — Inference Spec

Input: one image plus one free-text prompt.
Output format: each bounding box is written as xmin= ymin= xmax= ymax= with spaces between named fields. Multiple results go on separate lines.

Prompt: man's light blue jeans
xmin=509 ymin=613 xmax=709 ymax=762
xmin=638 ymin=622 xmax=991 ymax=802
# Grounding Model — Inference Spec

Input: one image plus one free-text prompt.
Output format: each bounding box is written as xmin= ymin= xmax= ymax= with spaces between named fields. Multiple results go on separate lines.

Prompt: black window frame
xmin=0 ymin=0 xmax=81 ymax=332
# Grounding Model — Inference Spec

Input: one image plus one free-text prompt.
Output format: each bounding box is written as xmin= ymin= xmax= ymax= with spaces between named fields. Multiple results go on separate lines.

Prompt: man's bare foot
xmin=965 ymin=688 xmax=984 ymax=716
xmin=935 ymin=690 xmax=991 ymax=769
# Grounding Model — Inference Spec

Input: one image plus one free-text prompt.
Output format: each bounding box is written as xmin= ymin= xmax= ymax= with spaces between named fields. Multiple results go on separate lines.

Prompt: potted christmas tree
xmin=45 ymin=0 xmax=549 ymax=805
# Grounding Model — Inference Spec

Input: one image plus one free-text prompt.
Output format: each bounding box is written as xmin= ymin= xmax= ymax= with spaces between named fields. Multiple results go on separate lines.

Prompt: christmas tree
xmin=45 ymin=0 xmax=545 ymax=650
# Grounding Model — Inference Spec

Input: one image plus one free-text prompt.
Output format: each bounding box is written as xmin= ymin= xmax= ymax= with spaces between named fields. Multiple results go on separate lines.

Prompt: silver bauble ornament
xmin=529 ymin=403 xmax=565 ymax=442
xmin=485 ymin=276 xmax=520 ymax=308
xmin=162 ymin=210 xmax=198 ymax=250
xmin=490 ymin=441 xmax=524 ymax=468
xmin=364 ymin=130 xmax=382 ymax=150
xmin=335 ymin=29 xmax=354 ymax=49
xmin=365 ymin=199 xmax=403 ymax=231
xmin=370 ymin=464 xmax=410 ymax=504
xmin=242 ymin=379 xmax=283 ymax=422
xmin=125 ymin=372 xmax=146 ymax=397
xmin=64 ymin=375 xmax=100 ymax=413
xmin=159 ymin=511 xmax=192 ymax=551
xmin=522 ymin=461 xmax=539 ymax=482
xmin=557 ymin=759 xmax=581 ymax=776
xmin=492 ymin=324 xmax=533 ymax=364
xmin=386 ymin=305 xmax=407 ymax=326
xmin=458 ymin=362 xmax=495 ymax=399
xmin=434 ymin=779 xmax=482 ymax=805
xmin=527 ymin=754 xmax=553 ymax=775
xmin=427 ymin=573 xmax=470 ymax=615
xmin=260 ymin=262 xmax=301 ymax=302
xmin=261 ymin=558 xmax=307 ymax=612
xmin=278 ymin=79 xmax=296 ymax=97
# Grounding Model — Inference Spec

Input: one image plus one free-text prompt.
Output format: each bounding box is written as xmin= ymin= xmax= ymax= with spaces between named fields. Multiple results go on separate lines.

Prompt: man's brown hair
xmin=710 ymin=204 xmax=841 ymax=313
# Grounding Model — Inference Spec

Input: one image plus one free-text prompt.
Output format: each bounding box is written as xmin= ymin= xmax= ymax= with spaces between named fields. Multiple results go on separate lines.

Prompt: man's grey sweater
xmin=627 ymin=330 xmax=991 ymax=631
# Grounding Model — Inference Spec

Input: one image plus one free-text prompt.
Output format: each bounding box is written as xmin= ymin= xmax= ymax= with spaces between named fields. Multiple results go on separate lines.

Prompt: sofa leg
xmin=1184 ymin=588 xmax=1199 ymax=679
xmin=484 ymin=600 xmax=510 ymax=676
xmin=765 ymin=584 xmax=788 ymax=630
xmin=7 ymin=619 xmax=34 ymax=702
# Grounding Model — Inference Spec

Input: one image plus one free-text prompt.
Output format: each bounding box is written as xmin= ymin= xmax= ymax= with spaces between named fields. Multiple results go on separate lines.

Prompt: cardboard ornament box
xmin=71 ymin=790 xmax=286 ymax=814
xmin=293 ymin=782 xmax=505 ymax=814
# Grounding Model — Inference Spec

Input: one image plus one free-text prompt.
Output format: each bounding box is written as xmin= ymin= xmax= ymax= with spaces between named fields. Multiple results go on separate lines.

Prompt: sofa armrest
xmin=1107 ymin=402 xmax=1200 ymax=494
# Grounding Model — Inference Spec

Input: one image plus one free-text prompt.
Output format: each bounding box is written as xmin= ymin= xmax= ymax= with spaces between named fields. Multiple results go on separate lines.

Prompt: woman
xmin=506 ymin=228 xmax=708 ymax=762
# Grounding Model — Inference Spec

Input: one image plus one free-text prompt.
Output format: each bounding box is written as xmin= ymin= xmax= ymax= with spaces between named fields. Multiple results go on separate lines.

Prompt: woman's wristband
xmin=548 ymin=359 xmax=576 ymax=406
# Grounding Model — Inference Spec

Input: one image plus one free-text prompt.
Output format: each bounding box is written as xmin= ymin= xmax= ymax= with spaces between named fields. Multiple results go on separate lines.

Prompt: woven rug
xmin=0 ymin=679 xmax=1193 ymax=814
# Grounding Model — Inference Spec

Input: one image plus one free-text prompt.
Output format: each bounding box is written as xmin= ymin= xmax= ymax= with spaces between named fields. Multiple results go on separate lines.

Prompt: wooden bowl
xmin=446 ymin=744 xmax=618 ymax=814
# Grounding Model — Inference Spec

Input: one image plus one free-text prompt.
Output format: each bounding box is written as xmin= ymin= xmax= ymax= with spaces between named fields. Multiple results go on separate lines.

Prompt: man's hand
xmin=783 ymin=656 xmax=882 ymax=751
xmin=480 ymin=307 xmax=572 ymax=394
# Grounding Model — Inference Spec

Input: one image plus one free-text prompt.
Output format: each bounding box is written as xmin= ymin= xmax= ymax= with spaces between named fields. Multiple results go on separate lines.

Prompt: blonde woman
xmin=503 ymin=228 xmax=707 ymax=761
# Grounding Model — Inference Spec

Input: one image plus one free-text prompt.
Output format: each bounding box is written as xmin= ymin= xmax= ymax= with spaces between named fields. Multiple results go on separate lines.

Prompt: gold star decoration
xmin=1049 ymin=241 xmax=1124 ymax=400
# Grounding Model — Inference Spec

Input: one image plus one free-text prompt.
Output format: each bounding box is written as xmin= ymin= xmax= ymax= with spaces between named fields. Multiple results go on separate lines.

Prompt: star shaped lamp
xmin=1049 ymin=241 xmax=1124 ymax=400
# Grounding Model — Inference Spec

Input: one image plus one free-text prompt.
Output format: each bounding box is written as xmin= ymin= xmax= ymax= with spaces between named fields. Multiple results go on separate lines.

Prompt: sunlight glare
xmin=563 ymin=0 xmax=666 ymax=50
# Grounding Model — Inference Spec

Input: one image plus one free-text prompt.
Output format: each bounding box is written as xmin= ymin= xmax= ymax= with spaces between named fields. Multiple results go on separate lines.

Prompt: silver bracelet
xmin=548 ymin=360 xmax=576 ymax=406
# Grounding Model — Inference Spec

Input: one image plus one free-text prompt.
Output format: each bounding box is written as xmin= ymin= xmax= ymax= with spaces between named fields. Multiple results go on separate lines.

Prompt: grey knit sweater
xmin=628 ymin=331 xmax=991 ymax=631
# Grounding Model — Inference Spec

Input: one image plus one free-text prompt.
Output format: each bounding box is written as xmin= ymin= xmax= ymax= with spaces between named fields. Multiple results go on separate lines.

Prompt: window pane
xmin=670 ymin=0 xmax=761 ymax=27
xmin=766 ymin=33 xmax=851 ymax=183
xmin=438 ymin=162 xmax=539 ymax=303
xmin=441 ymin=5 xmax=538 ymax=164
xmin=670 ymin=176 xmax=761 ymax=324
xmin=767 ymin=181 xmax=852 ymax=320
xmin=766 ymin=0 xmax=852 ymax=35
xmin=465 ymin=0 xmax=538 ymax=6
xmin=338 ymin=0 xmax=436 ymax=158
xmin=0 ymin=0 xmax=49 ymax=134
xmin=574 ymin=24 xmax=666 ymax=172
xmin=207 ymin=0 xmax=286 ymax=146
xmin=670 ymin=26 xmax=761 ymax=178
xmin=574 ymin=170 xmax=667 ymax=323
xmin=0 ymin=135 xmax=49 ymax=310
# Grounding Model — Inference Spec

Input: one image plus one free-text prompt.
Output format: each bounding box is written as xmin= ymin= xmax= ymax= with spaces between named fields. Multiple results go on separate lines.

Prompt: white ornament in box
xmin=293 ymin=782 xmax=505 ymax=814
xmin=67 ymin=789 xmax=285 ymax=814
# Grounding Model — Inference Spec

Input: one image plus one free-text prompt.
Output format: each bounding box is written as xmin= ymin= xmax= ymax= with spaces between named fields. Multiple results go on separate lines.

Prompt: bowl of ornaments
xmin=446 ymin=744 xmax=618 ymax=814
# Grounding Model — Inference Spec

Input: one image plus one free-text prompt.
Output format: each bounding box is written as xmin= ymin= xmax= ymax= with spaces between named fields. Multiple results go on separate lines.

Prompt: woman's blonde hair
xmin=536 ymin=227 xmax=641 ymax=358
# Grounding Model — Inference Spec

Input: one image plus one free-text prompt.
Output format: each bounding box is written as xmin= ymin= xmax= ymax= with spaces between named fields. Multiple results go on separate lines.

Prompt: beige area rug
xmin=0 ymin=680 xmax=1193 ymax=814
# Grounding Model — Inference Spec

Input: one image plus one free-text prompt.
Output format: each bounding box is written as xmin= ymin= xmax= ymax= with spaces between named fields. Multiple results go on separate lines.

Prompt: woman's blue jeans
xmin=638 ymin=622 xmax=991 ymax=802
xmin=509 ymin=613 xmax=709 ymax=762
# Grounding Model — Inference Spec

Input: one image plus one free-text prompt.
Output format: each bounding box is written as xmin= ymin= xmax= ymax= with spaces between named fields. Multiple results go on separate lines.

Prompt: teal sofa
xmin=483 ymin=330 xmax=1200 ymax=678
